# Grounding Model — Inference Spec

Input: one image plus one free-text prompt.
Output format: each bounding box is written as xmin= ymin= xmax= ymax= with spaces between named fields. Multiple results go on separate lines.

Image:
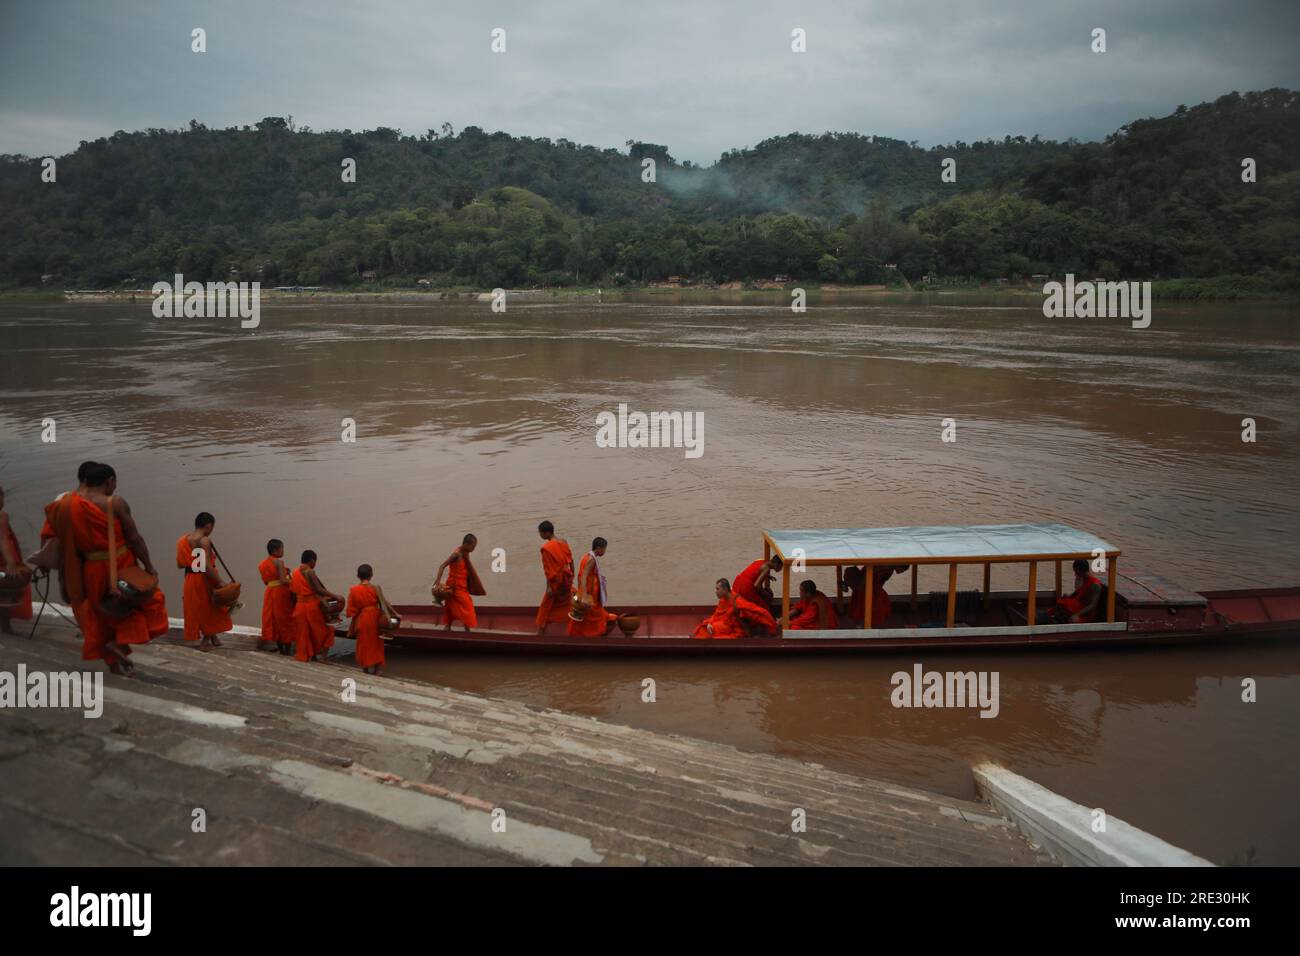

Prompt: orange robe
xmin=849 ymin=584 xmax=890 ymax=628
xmin=733 ymin=559 xmax=769 ymax=606
xmin=789 ymin=592 xmax=838 ymax=630
xmin=567 ymin=552 xmax=616 ymax=637
xmin=535 ymin=538 xmax=574 ymax=629
xmin=442 ymin=554 xmax=479 ymax=629
xmin=259 ymin=557 xmax=294 ymax=646
xmin=692 ymin=596 xmax=745 ymax=639
xmin=1051 ymin=575 xmax=1102 ymax=622
xmin=734 ymin=592 xmax=778 ymax=634
xmin=2 ymin=522 xmax=33 ymax=620
xmin=65 ymin=495 xmax=168 ymax=662
xmin=176 ymin=535 xmax=232 ymax=642
xmin=291 ymin=566 xmax=332 ymax=661
xmin=347 ymin=583 xmax=384 ymax=669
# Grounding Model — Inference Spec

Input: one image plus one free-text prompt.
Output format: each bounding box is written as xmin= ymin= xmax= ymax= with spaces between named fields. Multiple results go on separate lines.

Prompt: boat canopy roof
xmin=763 ymin=522 xmax=1119 ymax=565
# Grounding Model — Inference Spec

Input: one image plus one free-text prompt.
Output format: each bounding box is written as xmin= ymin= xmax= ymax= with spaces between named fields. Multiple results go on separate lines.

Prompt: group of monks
xmin=691 ymin=556 xmax=910 ymax=638
xmin=0 ymin=463 xmax=1109 ymax=669
xmin=0 ymin=462 xmax=394 ymax=676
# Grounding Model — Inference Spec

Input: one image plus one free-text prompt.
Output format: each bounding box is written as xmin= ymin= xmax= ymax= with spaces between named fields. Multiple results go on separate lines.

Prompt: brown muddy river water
xmin=2 ymin=294 xmax=1298 ymax=865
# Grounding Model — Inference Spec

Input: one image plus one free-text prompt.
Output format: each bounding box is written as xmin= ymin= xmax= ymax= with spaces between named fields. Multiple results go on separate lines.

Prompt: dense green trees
xmin=1 ymin=90 xmax=1296 ymax=289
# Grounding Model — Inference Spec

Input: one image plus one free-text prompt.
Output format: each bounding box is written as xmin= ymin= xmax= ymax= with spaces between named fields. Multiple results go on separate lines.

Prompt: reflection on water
xmin=2 ymin=296 xmax=1298 ymax=865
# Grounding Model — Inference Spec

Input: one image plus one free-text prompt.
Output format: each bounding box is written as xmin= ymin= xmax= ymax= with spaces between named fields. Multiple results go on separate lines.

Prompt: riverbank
xmin=3 ymin=273 xmax=1295 ymax=304
xmin=0 ymin=616 xmax=1061 ymax=866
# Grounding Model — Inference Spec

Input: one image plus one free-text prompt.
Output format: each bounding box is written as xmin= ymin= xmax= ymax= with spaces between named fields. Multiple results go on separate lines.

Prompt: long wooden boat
xmin=386 ymin=523 xmax=1300 ymax=654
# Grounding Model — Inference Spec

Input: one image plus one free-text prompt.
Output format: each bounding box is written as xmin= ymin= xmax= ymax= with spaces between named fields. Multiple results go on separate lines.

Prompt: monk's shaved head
xmin=84 ymin=463 xmax=115 ymax=487
xmin=592 ymin=537 xmax=608 ymax=551
xmin=769 ymin=556 xmax=783 ymax=570
xmin=716 ymin=577 xmax=731 ymax=590
xmin=77 ymin=461 xmax=98 ymax=481
xmin=538 ymin=520 xmax=554 ymax=534
xmin=800 ymin=579 xmax=817 ymax=596
xmin=301 ymin=549 xmax=317 ymax=565
xmin=195 ymin=512 xmax=215 ymax=529
xmin=357 ymin=564 xmax=373 ymax=580
xmin=267 ymin=538 xmax=283 ymax=555
xmin=463 ymin=533 xmax=477 ymax=546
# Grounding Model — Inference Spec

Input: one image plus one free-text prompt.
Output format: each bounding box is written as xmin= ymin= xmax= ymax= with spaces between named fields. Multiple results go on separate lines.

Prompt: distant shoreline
xmin=1 ymin=276 xmax=1293 ymax=304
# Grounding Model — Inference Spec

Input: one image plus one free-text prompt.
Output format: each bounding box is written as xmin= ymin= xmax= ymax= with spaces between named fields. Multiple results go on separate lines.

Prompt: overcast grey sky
xmin=2 ymin=0 xmax=1297 ymax=164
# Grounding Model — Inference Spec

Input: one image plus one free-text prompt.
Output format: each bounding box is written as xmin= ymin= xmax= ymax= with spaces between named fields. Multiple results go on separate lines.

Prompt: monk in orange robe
xmin=733 ymin=555 xmax=782 ymax=608
xmin=26 ymin=462 xmax=98 ymax=623
xmin=692 ymin=578 xmax=746 ymax=639
xmin=434 ymin=534 xmax=485 ymax=631
xmin=535 ymin=520 xmax=574 ymax=635
xmin=843 ymin=565 xmax=909 ymax=628
xmin=568 ymin=537 xmax=617 ymax=637
xmin=291 ymin=549 xmax=342 ymax=662
xmin=0 ymin=485 xmax=34 ymax=634
xmin=258 ymin=538 xmax=295 ymax=654
xmin=54 ymin=463 xmax=168 ymax=673
xmin=176 ymin=511 xmax=233 ymax=651
xmin=789 ymin=579 xmax=839 ymax=630
xmin=347 ymin=563 xmax=387 ymax=675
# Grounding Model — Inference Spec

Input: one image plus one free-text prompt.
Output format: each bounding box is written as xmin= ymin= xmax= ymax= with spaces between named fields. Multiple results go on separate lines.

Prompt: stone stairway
xmin=0 ymin=619 xmax=1056 ymax=866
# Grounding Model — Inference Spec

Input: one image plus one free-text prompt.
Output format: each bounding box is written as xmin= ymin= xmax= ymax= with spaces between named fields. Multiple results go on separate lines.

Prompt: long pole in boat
xmin=1027 ymin=561 xmax=1038 ymax=624
xmin=864 ymin=565 xmax=874 ymax=629
xmin=781 ymin=561 xmax=790 ymax=628
xmin=1107 ymin=555 xmax=1118 ymax=622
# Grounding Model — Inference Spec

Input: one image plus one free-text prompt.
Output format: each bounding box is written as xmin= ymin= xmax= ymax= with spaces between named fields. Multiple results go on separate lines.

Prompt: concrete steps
xmin=0 ymin=620 xmax=1056 ymax=866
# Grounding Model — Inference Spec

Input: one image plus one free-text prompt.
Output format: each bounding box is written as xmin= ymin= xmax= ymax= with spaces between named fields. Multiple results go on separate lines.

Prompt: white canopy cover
xmin=764 ymin=522 xmax=1119 ymax=563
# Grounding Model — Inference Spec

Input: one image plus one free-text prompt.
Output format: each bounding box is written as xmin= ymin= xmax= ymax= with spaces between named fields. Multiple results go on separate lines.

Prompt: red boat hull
xmin=386 ymin=585 xmax=1300 ymax=654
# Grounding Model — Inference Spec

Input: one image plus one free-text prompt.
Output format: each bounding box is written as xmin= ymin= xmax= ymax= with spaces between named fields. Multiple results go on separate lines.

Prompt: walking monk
xmin=54 ymin=463 xmax=168 ymax=674
xmin=788 ymin=579 xmax=838 ymax=630
xmin=28 ymin=462 xmax=97 ymax=618
xmin=568 ymin=537 xmax=617 ymax=637
xmin=535 ymin=520 xmax=574 ymax=636
xmin=176 ymin=512 xmax=233 ymax=652
xmin=258 ymin=538 xmax=295 ymax=654
xmin=291 ymin=550 xmax=342 ymax=662
xmin=0 ymin=485 xmax=34 ymax=634
xmin=346 ymin=564 xmax=386 ymax=675
xmin=434 ymin=534 xmax=485 ymax=632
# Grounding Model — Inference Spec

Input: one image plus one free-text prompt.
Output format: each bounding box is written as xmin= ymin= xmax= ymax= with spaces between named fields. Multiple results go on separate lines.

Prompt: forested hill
xmin=1 ymin=89 xmax=1296 ymax=289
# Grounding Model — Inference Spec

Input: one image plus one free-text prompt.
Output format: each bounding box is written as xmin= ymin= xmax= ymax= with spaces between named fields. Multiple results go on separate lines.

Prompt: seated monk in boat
xmin=733 ymin=555 xmax=782 ymax=609
xmin=842 ymin=564 xmax=909 ymax=628
xmin=0 ymin=484 xmax=34 ymax=635
xmin=693 ymin=578 xmax=746 ymax=639
xmin=1038 ymin=559 xmax=1103 ymax=624
xmin=347 ymin=563 xmax=386 ymax=675
xmin=535 ymin=520 xmax=574 ymax=636
xmin=292 ymin=550 xmax=344 ymax=662
xmin=434 ymin=534 xmax=485 ymax=631
xmin=789 ymin=579 xmax=838 ymax=630
xmin=568 ymin=537 xmax=617 ymax=637
xmin=55 ymin=463 xmax=169 ymax=674
xmin=176 ymin=512 xmax=233 ymax=652
xmin=258 ymin=538 xmax=295 ymax=654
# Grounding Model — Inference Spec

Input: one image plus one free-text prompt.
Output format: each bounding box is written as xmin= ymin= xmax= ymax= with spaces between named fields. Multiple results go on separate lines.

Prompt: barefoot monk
xmin=56 ymin=463 xmax=168 ymax=673
xmin=258 ymin=538 xmax=295 ymax=654
xmin=176 ymin=512 xmax=233 ymax=652
xmin=434 ymin=534 xmax=485 ymax=632
xmin=347 ymin=563 xmax=387 ymax=675
xmin=0 ymin=485 xmax=33 ymax=635
xmin=568 ymin=537 xmax=617 ymax=637
xmin=292 ymin=550 xmax=343 ymax=662
xmin=535 ymin=520 xmax=574 ymax=636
